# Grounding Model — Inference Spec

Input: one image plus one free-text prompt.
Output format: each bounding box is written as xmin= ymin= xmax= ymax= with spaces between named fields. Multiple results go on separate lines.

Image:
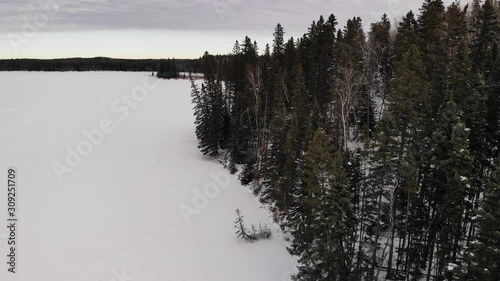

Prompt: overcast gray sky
xmin=0 ymin=0 xmax=457 ymax=59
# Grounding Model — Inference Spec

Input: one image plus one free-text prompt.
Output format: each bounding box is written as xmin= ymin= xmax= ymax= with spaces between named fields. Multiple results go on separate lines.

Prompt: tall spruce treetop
xmin=445 ymin=2 xmax=478 ymax=104
xmin=264 ymin=43 xmax=271 ymax=58
xmin=300 ymin=15 xmax=337 ymax=129
xmin=418 ymin=0 xmax=447 ymax=117
xmin=241 ymin=36 xmax=258 ymax=66
xmin=390 ymin=44 xmax=430 ymax=140
xmin=471 ymin=0 xmax=499 ymax=73
xmin=273 ymin=23 xmax=286 ymax=66
xmin=232 ymin=40 xmax=240 ymax=55
xmin=284 ymin=37 xmax=298 ymax=87
xmin=337 ymin=17 xmax=365 ymax=71
xmin=395 ymin=11 xmax=420 ymax=62
xmin=327 ymin=14 xmax=338 ymax=37
xmin=369 ymin=13 xmax=391 ymax=54
xmin=419 ymin=0 xmax=445 ymax=25
xmin=470 ymin=0 xmax=483 ymax=32
xmin=444 ymin=2 xmax=468 ymax=51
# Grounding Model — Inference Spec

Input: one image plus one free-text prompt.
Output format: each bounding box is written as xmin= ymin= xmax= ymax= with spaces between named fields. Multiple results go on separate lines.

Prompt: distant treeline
xmin=0 ymin=57 xmax=202 ymax=72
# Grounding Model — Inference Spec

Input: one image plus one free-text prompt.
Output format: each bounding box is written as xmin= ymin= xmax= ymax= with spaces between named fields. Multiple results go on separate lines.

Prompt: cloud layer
xmin=1 ymin=0 xmax=457 ymax=35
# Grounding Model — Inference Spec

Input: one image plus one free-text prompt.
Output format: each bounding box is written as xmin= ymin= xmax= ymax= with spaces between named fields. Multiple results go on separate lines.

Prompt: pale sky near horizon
xmin=0 ymin=0 xmax=457 ymax=59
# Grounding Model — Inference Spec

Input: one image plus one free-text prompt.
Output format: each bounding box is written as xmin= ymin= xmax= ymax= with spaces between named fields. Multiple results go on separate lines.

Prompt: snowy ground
xmin=0 ymin=72 xmax=296 ymax=281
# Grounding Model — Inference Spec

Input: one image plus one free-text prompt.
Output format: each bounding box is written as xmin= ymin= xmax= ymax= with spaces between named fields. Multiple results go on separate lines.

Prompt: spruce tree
xmin=272 ymin=23 xmax=286 ymax=66
xmin=378 ymin=43 xmax=430 ymax=280
xmin=290 ymin=129 xmax=356 ymax=281
xmin=432 ymin=100 xmax=473 ymax=279
xmin=471 ymin=0 xmax=499 ymax=73
xmin=303 ymin=15 xmax=337 ymax=130
xmin=234 ymin=209 xmax=256 ymax=242
xmin=190 ymin=53 xmax=227 ymax=157
xmin=419 ymin=0 xmax=448 ymax=118
xmin=390 ymin=44 xmax=430 ymax=145
xmin=394 ymin=11 xmax=420 ymax=62
xmin=262 ymin=94 xmax=289 ymax=206
xmin=280 ymin=65 xmax=310 ymax=212
xmin=367 ymin=14 xmax=393 ymax=119
xmin=485 ymin=50 xmax=500 ymax=160
xmin=445 ymin=3 xmax=488 ymax=250
xmin=466 ymin=159 xmax=500 ymax=281
xmin=365 ymin=113 xmax=399 ymax=280
xmin=186 ymin=4 xmax=500 ymax=281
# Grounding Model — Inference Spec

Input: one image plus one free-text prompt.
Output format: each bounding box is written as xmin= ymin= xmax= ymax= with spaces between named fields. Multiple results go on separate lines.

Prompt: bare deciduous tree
xmin=336 ymin=64 xmax=361 ymax=151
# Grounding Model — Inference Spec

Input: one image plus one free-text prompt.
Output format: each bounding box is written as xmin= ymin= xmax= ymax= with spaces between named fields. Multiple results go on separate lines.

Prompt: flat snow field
xmin=0 ymin=72 xmax=296 ymax=281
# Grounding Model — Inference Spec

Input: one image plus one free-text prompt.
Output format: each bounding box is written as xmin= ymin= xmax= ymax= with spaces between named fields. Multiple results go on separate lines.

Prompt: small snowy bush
xmin=234 ymin=209 xmax=272 ymax=242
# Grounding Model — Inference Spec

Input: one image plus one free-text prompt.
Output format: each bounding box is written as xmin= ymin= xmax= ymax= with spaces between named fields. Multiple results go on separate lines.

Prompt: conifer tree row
xmin=190 ymin=1 xmax=500 ymax=280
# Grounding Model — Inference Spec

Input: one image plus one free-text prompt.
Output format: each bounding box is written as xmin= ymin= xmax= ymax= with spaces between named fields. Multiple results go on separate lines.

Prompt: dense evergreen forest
xmin=157 ymin=58 xmax=182 ymax=79
xmin=0 ymin=57 xmax=200 ymax=73
xmin=190 ymin=0 xmax=500 ymax=280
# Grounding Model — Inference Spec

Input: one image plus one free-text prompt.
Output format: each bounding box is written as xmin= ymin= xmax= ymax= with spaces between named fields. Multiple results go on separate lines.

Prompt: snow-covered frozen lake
xmin=0 ymin=72 xmax=296 ymax=281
